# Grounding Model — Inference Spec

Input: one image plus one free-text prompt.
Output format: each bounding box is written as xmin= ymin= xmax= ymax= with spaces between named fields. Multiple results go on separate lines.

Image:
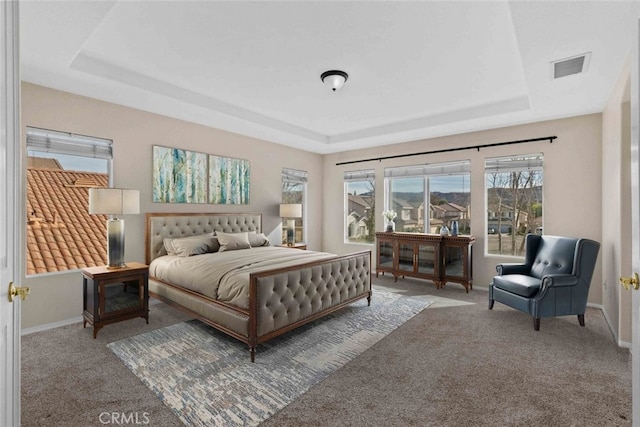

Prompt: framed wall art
xmin=208 ymin=154 xmax=250 ymax=204
xmin=152 ymin=145 xmax=250 ymax=204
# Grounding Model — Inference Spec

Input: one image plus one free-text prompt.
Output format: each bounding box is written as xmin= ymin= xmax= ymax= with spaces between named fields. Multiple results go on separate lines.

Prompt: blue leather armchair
xmin=489 ymin=234 xmax=600 ymax=330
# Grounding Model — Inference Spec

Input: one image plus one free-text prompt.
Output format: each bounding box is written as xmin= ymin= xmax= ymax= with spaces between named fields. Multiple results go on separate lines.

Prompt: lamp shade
xmin=279 ymin=203 xmax=302 ymax=218
xmin=89 ymin=188 xmax=140 ymax=215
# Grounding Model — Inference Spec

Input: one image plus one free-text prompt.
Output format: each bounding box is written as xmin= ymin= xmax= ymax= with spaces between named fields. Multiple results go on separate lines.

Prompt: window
xmin=485 ymin=153 xmax=543 ymax=257
xmin=384 ymin=161 xmax=471 ymax=234
xmin=281 ymin=168 xmax=307 ymax=244
xmin=26 ymin=127 xmax=113 ymax=275
xmin=344 ymin=169 xmax=375 ymax=244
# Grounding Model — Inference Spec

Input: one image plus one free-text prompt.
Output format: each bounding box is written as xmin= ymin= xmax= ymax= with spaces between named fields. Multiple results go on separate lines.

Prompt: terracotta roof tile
xmin=27 ymin=166 xmax=109 ymax=275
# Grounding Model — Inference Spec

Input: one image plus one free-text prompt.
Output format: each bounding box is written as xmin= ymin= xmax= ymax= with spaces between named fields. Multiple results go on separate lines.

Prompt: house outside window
xmin=26 ymin=127 xmax=113 ymax=275
xmin=384 ymin=161 xmax=471 ymax=234
xmin=344 ymin=169 xmax=375 ymax=244
xmin=281 ymin=168 xmax=307 ymax=244
xmin=485 ymin=153 xmax=543 ymax=257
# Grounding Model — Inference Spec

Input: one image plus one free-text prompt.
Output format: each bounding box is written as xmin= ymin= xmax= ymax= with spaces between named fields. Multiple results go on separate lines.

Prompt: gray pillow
xmin=248 ymin=232 xmax=270 ymax=247
xmin=163 ymin=234 xmax=219 ymax=257
xmin=216 ymin=231 xmax=251 ymax=252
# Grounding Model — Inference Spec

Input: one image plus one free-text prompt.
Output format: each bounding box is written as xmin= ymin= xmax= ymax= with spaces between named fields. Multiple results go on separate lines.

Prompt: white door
xmin=0 ymin=1 xmax=21 ymax=425
xmin=631 ymin=18 xmax=640 ymax=427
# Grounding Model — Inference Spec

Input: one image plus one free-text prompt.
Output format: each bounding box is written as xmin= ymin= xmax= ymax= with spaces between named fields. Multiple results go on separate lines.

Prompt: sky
xmin=28 ymin=151 xmax=108 ymax=173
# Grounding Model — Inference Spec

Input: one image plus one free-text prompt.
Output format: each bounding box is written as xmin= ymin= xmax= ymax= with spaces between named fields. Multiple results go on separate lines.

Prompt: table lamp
xmin=89 ymin=188 xmax=140 ymax=269
xmin=279 ymin=203 xmax=302 ymax=246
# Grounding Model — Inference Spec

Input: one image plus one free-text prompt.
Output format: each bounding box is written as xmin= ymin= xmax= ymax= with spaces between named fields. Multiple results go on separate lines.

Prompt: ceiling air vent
xmin=551 ymin=52 xmax=591 ymax=79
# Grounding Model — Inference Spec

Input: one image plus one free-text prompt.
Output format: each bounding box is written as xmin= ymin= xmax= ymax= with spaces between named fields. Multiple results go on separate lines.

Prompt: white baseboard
xmin=21 ymin=316 xmax=83 ymax=336
xmin=21 ymin=298 xmax=163 ymax=336
xmin=595 ymin=303 xmax=630 ymax=349
xmin=586 ymin=302 xmax=603 ymax=310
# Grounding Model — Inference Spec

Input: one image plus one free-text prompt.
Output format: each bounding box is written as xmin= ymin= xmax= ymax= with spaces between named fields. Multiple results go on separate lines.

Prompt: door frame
xmin=629 ymin=17 xmax=640 ymax=426
xmin=0 ymin=0 xmax=21 ymax=425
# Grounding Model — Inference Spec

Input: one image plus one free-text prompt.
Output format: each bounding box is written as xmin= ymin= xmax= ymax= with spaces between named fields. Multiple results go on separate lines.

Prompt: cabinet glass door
xmin=378 ymin=240 xmax=394 ymax=269
xmin=104 ymin=279 xmax=141 ymax=314
xmin=416 ymin=243 xmax=437 ymax=275
xmin=443 ymin=245 xmax=464 ymax=278
xmin=397 ymin=243 xmax=415 ymax=272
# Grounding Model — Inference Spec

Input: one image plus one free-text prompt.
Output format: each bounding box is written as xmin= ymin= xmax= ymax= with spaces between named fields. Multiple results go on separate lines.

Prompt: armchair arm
xmin=541 ymin=274 xmax=579 ymax=288
xmin=496 ymin=263 xmax=529 ymax=276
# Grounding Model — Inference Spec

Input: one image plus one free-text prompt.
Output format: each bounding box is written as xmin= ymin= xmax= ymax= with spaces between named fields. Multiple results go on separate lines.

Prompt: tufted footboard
xmin=248 ymin=251 xmax=372 ymax=361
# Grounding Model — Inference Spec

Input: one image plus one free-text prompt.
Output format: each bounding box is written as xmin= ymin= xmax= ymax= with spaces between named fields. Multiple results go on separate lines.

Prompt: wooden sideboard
xmin=375 ymin=232 xmax=475 ymax=292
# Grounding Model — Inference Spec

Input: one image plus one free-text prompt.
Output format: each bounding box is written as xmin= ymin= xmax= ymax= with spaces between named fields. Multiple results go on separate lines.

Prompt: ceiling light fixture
xmin=321 ymin=70 xmax=348 ymax=92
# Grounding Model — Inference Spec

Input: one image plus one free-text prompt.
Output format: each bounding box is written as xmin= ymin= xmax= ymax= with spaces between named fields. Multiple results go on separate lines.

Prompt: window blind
xmin=384 ymin=160 xmax=471 ymax=178
xmin=485 ymin=153 xmax=543 ymax=173
xmin=344 ymin=169 xmax=375 ymax=182
xmin=26 ymin=127 xmax=113 ymax=160
xmin=282 ymin=168 xmax=308 ymax=183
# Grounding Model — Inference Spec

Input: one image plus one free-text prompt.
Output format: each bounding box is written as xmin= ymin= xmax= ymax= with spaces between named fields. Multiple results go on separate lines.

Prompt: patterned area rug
xmin=108 ymin=290 xmax=432 ymax=427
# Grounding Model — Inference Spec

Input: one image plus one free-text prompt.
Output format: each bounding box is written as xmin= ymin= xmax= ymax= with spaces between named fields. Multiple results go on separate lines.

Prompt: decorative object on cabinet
xmin=88 ymin=188 xmax=140 ymax=269
xmin=280 ymin=203 xmax=302 ymax=245
xmin=82 ymin=262 xmax=149 ymax=338
xmin=375 ymin=232 xmax=475 ymax=292
xmin=439 ymin=225 xmax=449 ymax=236
xmin=451 ymin=220 xmax=459 ymax=236
xmin=382 ymin=210 xmax=397 ymax=232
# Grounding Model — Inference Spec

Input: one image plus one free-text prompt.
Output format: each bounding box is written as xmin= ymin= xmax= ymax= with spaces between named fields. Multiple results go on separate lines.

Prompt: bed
xmin=145 ymin=212 xmax=372 ymax=361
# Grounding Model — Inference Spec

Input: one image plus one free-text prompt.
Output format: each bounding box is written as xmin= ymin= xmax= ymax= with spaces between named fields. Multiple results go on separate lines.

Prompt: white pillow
xmin=248 ymin=232 xmax=270 ymax=247
xmin=163 ymin=234 xmax=219 ymax=257
xmin=216 ymin=231 xmax=251 ymax=252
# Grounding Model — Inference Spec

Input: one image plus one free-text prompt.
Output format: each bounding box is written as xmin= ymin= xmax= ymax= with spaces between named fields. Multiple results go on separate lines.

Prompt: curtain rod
xmin=335 ymin=135 xmax=557 ymax=166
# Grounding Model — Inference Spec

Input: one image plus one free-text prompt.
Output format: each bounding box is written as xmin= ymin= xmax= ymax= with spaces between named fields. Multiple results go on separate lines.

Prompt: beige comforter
xmin=149 ymin=246 xmax=335 ymax=309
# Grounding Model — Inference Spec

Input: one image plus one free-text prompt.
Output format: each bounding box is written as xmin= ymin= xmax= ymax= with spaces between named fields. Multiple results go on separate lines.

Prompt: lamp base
xmin=106 ymin=263 xmax=127 ymax=270
xmin=106 ymin=218 xmax=126 ymax=269
xmin=286 ymin=219 xmax=296 ymax=246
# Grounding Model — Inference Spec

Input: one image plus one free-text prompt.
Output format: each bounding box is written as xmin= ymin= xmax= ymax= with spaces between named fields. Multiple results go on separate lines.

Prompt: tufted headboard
xmin=145 ymin=212 xmax=262 ymax=264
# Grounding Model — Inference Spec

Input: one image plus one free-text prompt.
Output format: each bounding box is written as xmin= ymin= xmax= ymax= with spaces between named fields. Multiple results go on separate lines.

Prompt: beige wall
xmin=20 ymin=81 xmax=608 ymax=331
xmin=323 ymin=114 xmax=603 ymax=302
xmin=601 ymin=59 xmax=632 ymax=345
xmin=20 ymin=82 xmax=323 ymax=330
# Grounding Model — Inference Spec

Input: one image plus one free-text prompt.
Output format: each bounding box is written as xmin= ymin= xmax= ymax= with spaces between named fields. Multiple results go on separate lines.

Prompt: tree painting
xmin=208 ymin=155 xmax=250 ymax=204
xmin=153 ymin=146 xmax=207 ymax=203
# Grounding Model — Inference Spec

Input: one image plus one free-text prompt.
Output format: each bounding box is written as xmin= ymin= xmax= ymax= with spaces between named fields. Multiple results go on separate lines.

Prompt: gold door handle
xmin=8 ymin=282 xmax=30 ymax=302
xmin=619 ymin=273 xmax=640 ymax=291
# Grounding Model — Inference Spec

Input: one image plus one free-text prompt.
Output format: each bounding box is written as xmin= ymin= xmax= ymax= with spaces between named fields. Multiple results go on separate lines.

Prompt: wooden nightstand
xmin=82 ymin=262 xmax=149 ymax=338
xmin=276 ymin=243 xmax=307 ymax=250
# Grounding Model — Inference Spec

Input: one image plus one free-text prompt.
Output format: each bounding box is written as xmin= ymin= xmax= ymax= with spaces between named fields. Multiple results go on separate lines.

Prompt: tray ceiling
xmin=19 ymin=1 xmax=640 ymax=154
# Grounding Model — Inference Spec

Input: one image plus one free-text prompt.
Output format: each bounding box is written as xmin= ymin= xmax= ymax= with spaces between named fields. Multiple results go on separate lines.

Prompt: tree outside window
xmin=485 ymin=154 xmax=543 ymax=257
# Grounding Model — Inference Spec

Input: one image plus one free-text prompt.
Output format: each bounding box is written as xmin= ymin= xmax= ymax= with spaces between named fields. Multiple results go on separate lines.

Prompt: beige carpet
xmin=21 ymin=276 xmax=631 ymax=426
